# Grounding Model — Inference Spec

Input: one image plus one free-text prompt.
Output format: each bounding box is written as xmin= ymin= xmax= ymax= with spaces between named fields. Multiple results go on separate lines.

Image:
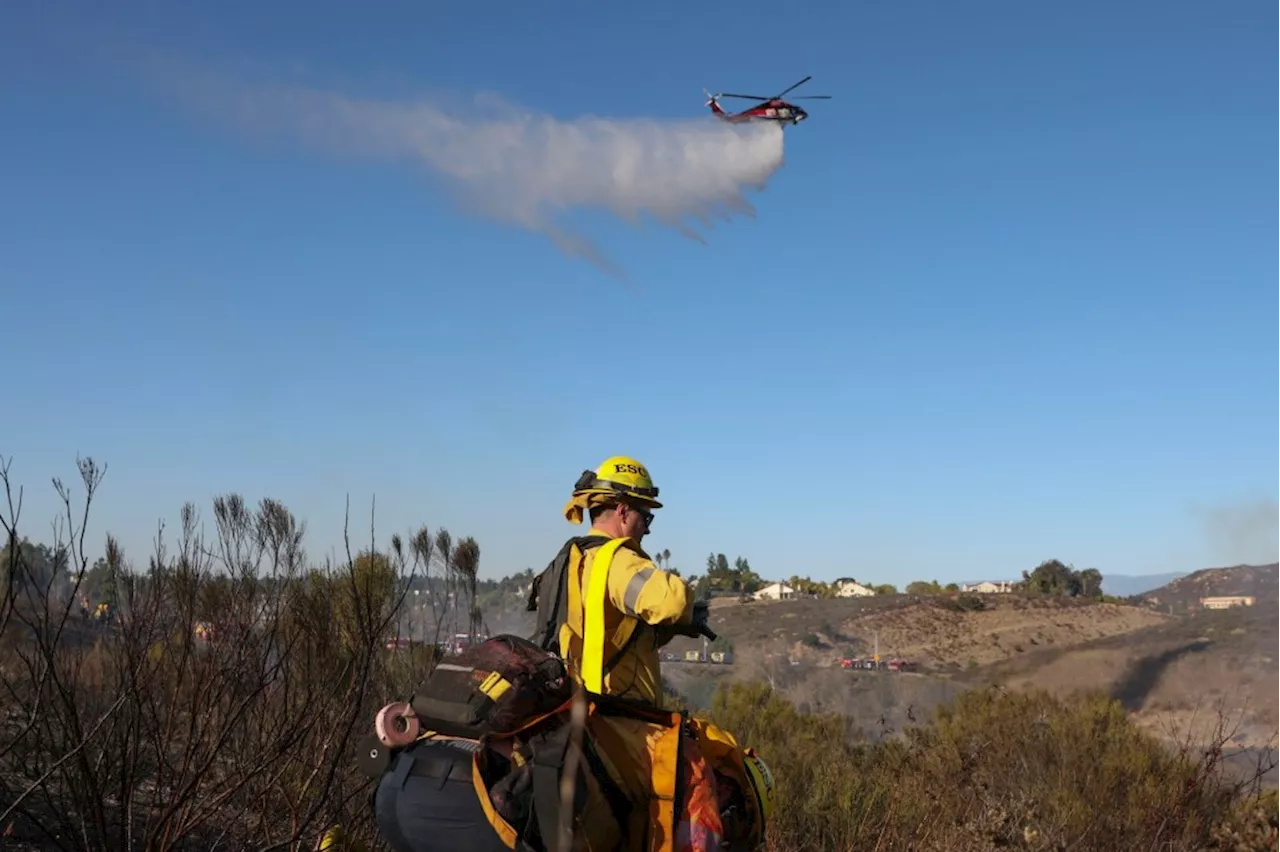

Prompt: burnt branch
xmin=0 ymin=456 xmax=483 ymax=851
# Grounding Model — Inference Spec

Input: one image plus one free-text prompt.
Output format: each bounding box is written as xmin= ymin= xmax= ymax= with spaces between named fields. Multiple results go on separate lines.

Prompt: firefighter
xmin=338 ymin=457 xmax=768 ymax=852
xmin=547 ymin=455 xmax=709 ymax=707
xmin=370 ymin=736 xmax=512 ymax=852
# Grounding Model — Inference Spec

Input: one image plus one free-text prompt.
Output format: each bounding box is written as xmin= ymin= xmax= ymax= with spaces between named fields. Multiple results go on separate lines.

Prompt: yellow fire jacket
xmin=557 ymin=530 xmax=695 ymax=707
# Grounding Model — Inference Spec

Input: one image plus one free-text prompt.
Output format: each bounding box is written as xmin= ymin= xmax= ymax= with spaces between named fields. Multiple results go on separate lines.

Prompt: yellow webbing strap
xmin=582 ymin=537 xmax=630 ymax=694
xmin=471 ymin=755 xmax=519 ymax=849
xmin=478 ymin=671 xmax=512 ymax=701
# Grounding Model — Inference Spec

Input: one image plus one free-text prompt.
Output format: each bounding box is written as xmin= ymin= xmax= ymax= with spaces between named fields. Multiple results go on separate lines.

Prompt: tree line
xmin=457 ymin=553 xmax=1111 ymax=619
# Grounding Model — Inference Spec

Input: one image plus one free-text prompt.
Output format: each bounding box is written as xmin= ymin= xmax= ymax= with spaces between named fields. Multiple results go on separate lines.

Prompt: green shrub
xmin=705 ymin=680 xmax=1274 ymax=852
xmin=934 ymin=593 xmax=988 ymax=613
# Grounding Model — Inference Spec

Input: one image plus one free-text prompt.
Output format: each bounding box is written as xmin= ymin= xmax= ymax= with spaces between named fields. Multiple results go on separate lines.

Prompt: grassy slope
xmin=658 ymin=574 xmax=1277 ymax=777
xmin=966 ymin=604 xmax=1278 ymax=740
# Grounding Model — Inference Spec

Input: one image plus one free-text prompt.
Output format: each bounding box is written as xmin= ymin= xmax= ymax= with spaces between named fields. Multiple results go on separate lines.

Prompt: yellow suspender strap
xmin=581 ymin=537 xmax=629 ymax=694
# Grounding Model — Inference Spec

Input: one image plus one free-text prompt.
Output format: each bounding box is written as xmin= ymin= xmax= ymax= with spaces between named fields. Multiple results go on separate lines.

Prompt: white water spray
xmin=178 ymin=74 xmax=787 ymax=277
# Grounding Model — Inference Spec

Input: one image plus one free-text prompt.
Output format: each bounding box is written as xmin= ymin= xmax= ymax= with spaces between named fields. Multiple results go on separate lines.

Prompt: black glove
xmin=691 ymin=600 xmax=717 ymax=641
xmin=653 ymin=600 xmax=716 ymax=645
xmin=691 ymin=599 xmax=710 ymax=630
xmin=668 ymin=600 xmax=716 ymax=640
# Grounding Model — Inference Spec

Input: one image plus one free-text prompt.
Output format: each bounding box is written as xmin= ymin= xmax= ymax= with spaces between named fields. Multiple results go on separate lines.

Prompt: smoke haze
xmin=171 ymin=72 xmax=787 ymax=277
xmin=1194 ymin=497 xmax=1280 ymax=565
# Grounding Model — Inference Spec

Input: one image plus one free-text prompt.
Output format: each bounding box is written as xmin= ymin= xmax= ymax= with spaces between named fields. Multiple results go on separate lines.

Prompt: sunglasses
xmin=627 ymin=504 xmax=654 ymax=528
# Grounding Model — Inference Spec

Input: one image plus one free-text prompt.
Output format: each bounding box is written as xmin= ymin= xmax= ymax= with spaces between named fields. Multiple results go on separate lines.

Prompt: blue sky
xmin=2 ymin=0 xmax=1276 ymax=588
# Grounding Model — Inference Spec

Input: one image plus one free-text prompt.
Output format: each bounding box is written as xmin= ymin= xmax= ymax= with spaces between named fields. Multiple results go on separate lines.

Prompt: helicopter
xmin=704 ymin=75 xmax=832 ymax=126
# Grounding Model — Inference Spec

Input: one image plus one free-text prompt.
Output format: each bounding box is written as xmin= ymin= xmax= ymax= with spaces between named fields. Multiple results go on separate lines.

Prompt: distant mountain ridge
xmin=1137 ymin=562 xmax=1279 ymax=610
xmin=1100 ymin=572 xmax=1187 ymax=598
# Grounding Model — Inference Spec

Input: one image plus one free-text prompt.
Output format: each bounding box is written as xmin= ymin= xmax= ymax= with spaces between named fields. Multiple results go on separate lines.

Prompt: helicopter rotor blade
xmin=790 ymin=95 xmax=832 ymax=100
xmin=717 ymin=92 xmax=772 ymax=101
xmin=773 ymin=75 xmax=812 ymax=99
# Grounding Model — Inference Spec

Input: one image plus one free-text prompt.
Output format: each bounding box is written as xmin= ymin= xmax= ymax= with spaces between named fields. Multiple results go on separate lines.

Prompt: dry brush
xmin=0 ymin=455 xmax=475 ymax=851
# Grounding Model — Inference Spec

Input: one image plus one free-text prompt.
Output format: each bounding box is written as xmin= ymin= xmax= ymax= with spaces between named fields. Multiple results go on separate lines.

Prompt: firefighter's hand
xmin=656 ymin=601 xmax=715 ymax=642
xmin=654 ymin=621 xmax=694 ymax=646
xmin=691 ymin=600 xmax=717 ymax=641
xmin=691 ymin=599 xmax=710 ymax=630
xmin=654 ymin=624 xmax=679 ymax=647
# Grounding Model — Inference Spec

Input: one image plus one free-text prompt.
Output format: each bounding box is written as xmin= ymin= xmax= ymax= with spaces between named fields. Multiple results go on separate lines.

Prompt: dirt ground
xmin=672 ymin=593 xmax=1174 ymax=671
xmin=964 ymin=604 xmax=1279 ymax=750
xmin=665 ymin=593 xmax=1177 ymax=746
xmin=832 ymin=596 xmax=1173 ymax=669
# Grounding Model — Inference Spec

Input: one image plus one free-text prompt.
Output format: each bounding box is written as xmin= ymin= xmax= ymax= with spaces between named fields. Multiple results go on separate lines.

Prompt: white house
xmin=1200 ymin=595 xmax=1255 ymax=609
xmin=961 ymin=581 xmax=1014 ymax=594
xmin=753 ymin=582 xmax=797 ymax=601
xmin=834 ymin=580 xmax=875 ymax=598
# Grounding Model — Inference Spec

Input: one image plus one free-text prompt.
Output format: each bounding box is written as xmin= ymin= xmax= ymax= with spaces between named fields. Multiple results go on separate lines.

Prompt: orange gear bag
xmin=675 ymin=733 xmax=725 ymax=852
xmin=685 ymin=718 xmax=767 ymax=851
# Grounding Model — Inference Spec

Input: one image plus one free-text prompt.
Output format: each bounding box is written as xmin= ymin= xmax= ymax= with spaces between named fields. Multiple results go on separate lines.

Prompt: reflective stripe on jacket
xmin=557 ymin=530 xmax=694 ymax=706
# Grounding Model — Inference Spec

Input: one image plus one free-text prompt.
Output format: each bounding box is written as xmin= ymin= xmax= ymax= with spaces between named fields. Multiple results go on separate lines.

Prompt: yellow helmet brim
xmin=563 ymin=490 xmax=663 ymax=524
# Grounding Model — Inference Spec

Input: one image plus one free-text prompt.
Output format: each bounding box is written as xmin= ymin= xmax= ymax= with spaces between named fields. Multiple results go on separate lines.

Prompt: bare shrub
xmin=0 ymin=455 xmax=477 ymax=850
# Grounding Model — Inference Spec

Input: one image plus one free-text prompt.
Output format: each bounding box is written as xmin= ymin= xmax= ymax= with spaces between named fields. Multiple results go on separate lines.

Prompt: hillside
xmin=661 ymin=592 xmax=1176 ymax=743
xmin=966 ymin=600 xmax=1279 ymax=784
xmin=1137 ymin=562 xmax=1278 ymax=612
xmin=465 ymin=562 xmax=1278 ymax=776
xmin=664 ymin=592 xmax=1172 ymax=670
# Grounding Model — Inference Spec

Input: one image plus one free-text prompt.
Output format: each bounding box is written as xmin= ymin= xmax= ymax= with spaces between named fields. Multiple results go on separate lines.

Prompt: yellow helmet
xmin=572 ymin=456 xmax=663 ymax=508
xmin=742 ymin=748 xmax=775 ymax=825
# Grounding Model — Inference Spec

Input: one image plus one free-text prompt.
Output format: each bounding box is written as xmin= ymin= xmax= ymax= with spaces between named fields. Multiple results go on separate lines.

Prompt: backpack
xmin=360 ymin=634 xmax=575 ymax=778
xmin=473 ymin=699 xmax=636 ymax=852
xmin=410 ymin=633 xmax=575 ymax=738
xmin=358 ymin=637 xmax=762 ymax=851
xmin=360 ymin=634 xmax=641 ymax=851
xmin=527 ymin=535 xmax=611 ymax=652
xmin=470 ymin=695 xmax=766 ymax=852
